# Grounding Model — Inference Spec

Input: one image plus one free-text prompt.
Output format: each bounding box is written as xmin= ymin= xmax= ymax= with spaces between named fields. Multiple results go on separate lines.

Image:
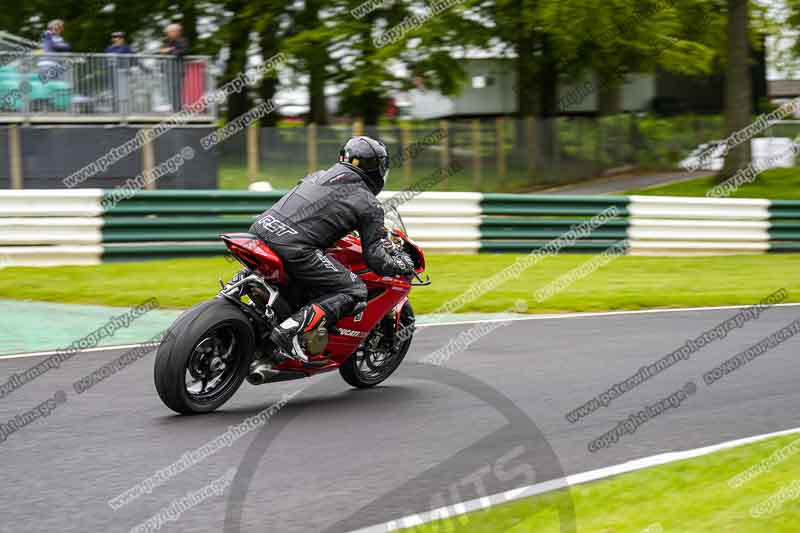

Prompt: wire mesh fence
xmin=3 ymin=111 xmax=795 ymax=190
xmin=219 ymin=114 xmax=742 ymax=192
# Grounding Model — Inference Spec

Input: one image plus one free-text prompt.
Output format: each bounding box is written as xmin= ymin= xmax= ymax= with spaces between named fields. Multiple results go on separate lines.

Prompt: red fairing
xmin=328 ymin=233 xmax=368 ymax=272
xmin=221 ymin=230 xmax=421 ymax=376
xmin=221 ymin=234 xmax=288 ymax=285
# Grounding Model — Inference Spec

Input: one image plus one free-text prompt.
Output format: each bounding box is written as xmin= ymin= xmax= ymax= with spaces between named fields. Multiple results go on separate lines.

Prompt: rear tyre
xmin=339 ymin=301 xmax=414 ymax=388
xmin=154 ymin=299 xmax=255 ymax=414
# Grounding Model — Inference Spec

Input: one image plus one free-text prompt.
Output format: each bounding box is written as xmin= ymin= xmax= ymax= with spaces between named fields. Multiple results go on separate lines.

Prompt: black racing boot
xmin=270 ymin=304 xmax=330 ymax=363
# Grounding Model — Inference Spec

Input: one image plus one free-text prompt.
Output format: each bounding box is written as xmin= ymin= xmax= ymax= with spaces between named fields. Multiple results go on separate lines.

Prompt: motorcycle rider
xmin=250 ymin=136 xmax=416 ymax=362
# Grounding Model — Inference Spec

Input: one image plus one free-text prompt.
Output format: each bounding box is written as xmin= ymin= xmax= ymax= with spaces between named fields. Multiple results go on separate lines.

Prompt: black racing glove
xmin=392 ymin=250 xmax=416 ymax=276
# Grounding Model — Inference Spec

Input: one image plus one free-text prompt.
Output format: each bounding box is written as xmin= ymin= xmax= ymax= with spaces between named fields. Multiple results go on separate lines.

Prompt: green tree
xmin=284 ymin=0 xmax=480 ymax=125
xmin=252 ymin=2 xmax=284 ymax=127
xmin=281 ymin=0 xmax=336 ymax=124
xmin=218 ymin=0 xmax=256 ymax=121
xmin=471 ymin=0 xmax=720 ymax=169
xmin=719 ymin=0 xmax=752 ymax=180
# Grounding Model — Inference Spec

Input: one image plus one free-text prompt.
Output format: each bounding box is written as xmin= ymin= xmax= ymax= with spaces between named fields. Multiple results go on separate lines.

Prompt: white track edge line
xmin=414 ymin=302 xmax=800 ymax=327
xmin=2 ymin=302 xmax=799 ymax=360
xmin=0 ymin=342 xmax=159 ymax=360
xmin=348 ymin=426 xmax=800 ymax=533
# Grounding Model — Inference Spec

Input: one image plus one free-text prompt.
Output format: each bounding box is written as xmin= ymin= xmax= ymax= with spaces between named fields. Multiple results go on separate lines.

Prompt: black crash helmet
xmin=338 ymin=136 xmax=390 ymax=194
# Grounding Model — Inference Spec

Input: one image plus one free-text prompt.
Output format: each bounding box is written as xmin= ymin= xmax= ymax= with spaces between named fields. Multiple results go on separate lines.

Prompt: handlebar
xmin=410 ymin=272 xmax=432 ymax=286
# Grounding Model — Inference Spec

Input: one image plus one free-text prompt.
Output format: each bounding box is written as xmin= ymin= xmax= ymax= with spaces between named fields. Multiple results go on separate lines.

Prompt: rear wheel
xmin=339 ymin=301 xmax=415 ymax=388
xmin=154 ymin=299 xmax=255 ymax=414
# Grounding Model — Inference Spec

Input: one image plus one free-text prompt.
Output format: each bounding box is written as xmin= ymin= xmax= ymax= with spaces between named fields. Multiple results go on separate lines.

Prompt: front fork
xmin=391 ymin=298 xmax=415 ymax=350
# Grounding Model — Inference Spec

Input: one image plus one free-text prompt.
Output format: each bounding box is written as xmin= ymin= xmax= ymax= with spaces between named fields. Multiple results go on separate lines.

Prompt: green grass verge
xmin=219 ymin=161 xmax=552 ymax=193
xmin=627 ymin=167 xmax=800 ymax=199
xmin=0 ymin=254 xmax=797 ymax=311
xmin=399 ymin=432 xmax=800 ymax=533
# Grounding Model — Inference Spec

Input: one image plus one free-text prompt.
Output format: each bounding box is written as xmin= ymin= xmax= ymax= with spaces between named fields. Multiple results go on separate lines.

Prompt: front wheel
xmin=339 ymin=301 xmax=415 ymax=388
xmin=154 ymin=299 xmax=255 ymax=414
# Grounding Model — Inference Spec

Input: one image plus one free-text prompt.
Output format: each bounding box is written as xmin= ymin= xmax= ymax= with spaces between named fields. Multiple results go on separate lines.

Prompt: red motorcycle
xmin=154 ymin=207 xmax=430 ymax=414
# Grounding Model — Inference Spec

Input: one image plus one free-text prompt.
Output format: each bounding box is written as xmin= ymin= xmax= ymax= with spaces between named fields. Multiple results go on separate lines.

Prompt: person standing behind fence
xmin=159 ymin=24 xmax=189 ymax=112
xmin=42 ymin=20 xmax=71 ymax=53
xmin=106 ymin=32 xmax=135 ymax=114
xmin=106 ymin=32 xmax=134 ymax=54
xmin=39 ymin=20 xmax=71 ymax=83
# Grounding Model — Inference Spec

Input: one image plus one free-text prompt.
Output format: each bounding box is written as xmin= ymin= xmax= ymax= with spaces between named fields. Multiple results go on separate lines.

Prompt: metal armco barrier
xmin=1 ymin=190 xmax=799 ymax=266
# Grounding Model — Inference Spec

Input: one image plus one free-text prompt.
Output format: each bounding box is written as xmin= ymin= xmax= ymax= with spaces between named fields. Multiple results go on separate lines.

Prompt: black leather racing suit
xmin=250 ymin=163 xmax=404 ymax=322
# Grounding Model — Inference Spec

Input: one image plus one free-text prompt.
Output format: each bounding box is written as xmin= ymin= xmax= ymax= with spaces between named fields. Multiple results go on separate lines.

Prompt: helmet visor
xmin=379 ymin=154 xmax=390 ymax=185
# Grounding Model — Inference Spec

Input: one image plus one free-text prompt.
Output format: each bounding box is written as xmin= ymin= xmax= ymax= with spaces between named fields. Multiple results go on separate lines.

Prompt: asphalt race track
xmin=1 ymin=305 xmax=798 ymax=533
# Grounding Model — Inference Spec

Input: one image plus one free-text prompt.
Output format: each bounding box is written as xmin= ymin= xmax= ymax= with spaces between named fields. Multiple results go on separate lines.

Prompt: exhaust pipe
xmin=247 ymin=361 xmax=307 ymax=385
xmin=247 ymin=362 xmax=274 ymax=385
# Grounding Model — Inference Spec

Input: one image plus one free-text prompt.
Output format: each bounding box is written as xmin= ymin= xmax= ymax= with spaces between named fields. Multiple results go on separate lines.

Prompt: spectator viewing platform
xmin=0 ymin=51 xmax=217 ymax=124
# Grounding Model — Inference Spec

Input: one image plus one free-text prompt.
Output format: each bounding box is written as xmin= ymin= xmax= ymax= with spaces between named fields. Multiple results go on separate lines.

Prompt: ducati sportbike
xmin=154 ymin=207 xmax=430 ymax=414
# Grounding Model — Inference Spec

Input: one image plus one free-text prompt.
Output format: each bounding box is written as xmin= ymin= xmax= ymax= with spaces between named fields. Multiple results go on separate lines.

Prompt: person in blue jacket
xmin=42 ymin=20 xmax=71 ymax=53
xmin=105 ymin=32 xmax=135 ymax=113
xmin=106 ymin=32 xmax=134 ymax=54
xmin=39 ymin=20 xmax=71 ymax=83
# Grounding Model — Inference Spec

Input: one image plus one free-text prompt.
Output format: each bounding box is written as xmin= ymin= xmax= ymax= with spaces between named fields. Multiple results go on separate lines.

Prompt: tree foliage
xmin=0 ymin=0 xmax=781 ymax=131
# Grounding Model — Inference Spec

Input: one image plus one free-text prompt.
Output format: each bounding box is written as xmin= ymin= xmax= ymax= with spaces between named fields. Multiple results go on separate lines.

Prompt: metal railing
xmin=0 ymin=52 xmax=216 ymax=123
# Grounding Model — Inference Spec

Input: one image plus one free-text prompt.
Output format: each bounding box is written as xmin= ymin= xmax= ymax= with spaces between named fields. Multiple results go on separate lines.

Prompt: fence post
xmin=401 ymin=123 xmax=412 ymax=188
xmin=552 ymin=118 xmax=561 ymax=173
xmin=594 ymin=119 xmax=603 ymax=174
xmin=628 ymin=113 xmax=638 ymax=165
xmin=353 ymin=119 xmax=364 ymax=136
xmin=472 ymin=119 xmax=482 ymax=189
xmin=142 ymin=128 xmax=156 ymax=190
xmin=526 ymin=115 xmax=536 ymax=177
xmin=307 ymin=122 xmax=318 ymax=174
xmin=247 ymin=123 xmax=260 ymax=184
xmin=439 ymin=119 xmax=449 ymax=188
xmin=496 ymin=117 xmax=507 ymax=178
xmin=9 ymin=125 xmax=23 ymax=189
